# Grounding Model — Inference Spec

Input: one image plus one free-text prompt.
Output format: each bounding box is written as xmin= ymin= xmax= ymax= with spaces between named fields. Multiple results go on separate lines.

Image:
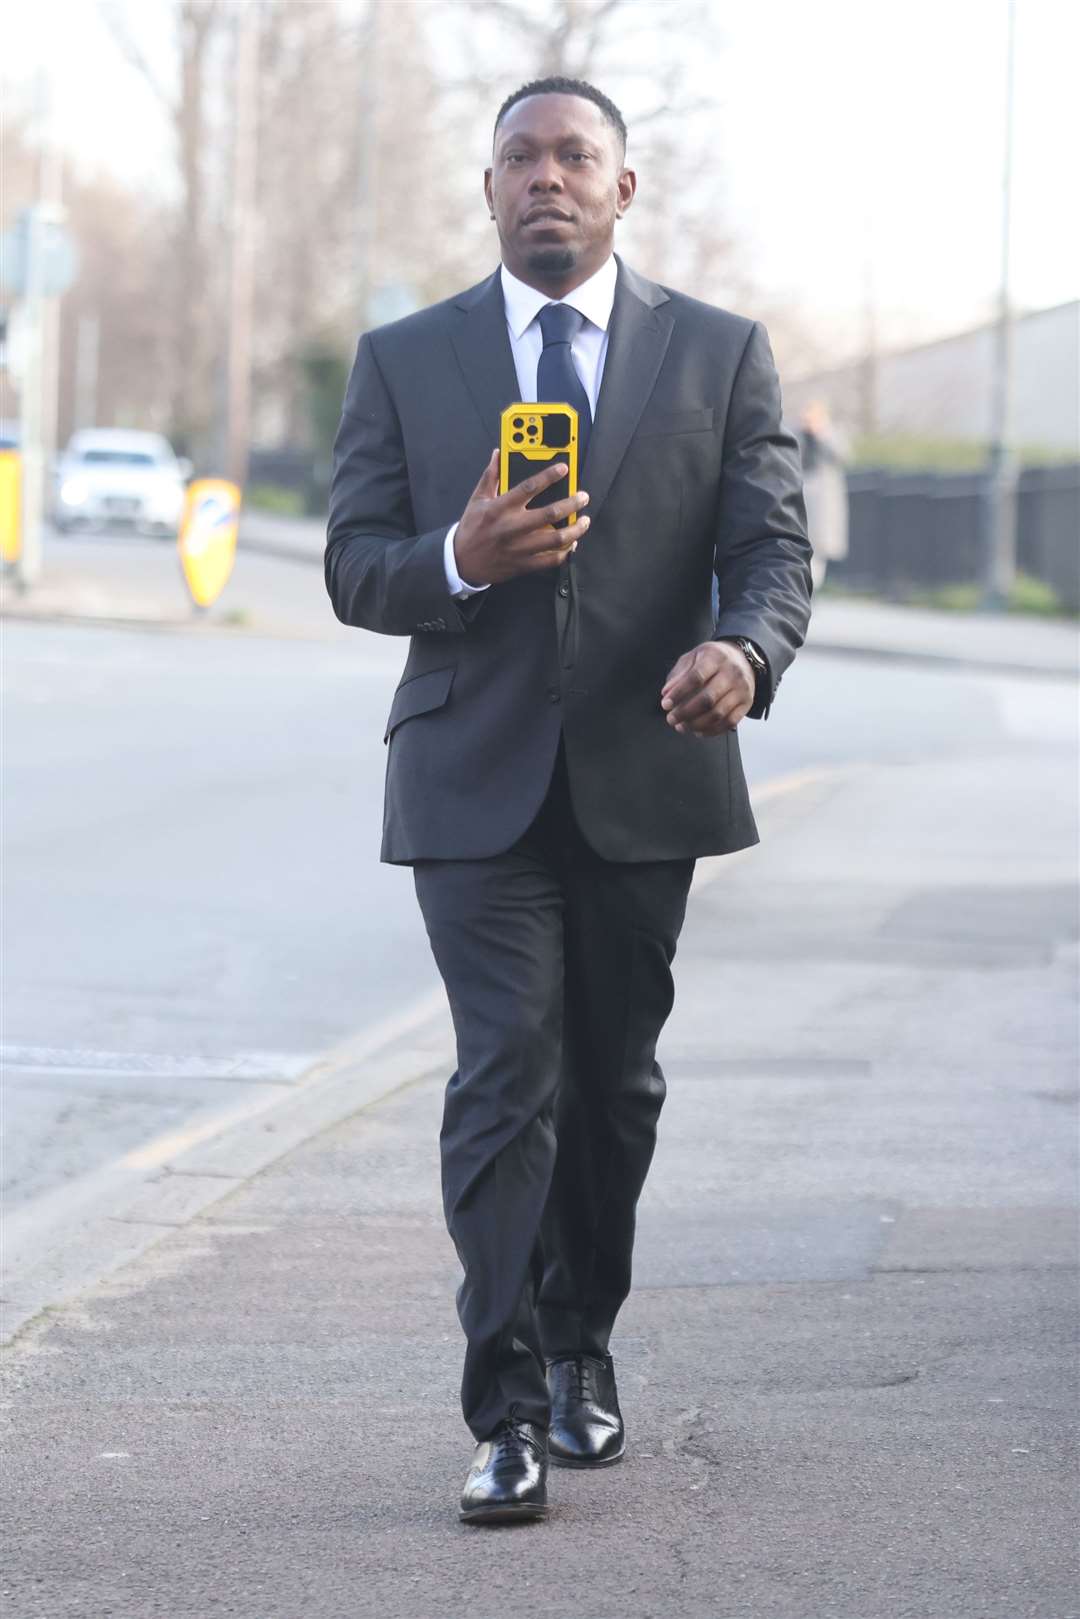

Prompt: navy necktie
xmin=536 ymin=302 xmax=592 ymax=466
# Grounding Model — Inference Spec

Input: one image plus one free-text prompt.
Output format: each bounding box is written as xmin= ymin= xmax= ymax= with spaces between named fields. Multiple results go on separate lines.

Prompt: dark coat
xmin=326 ymin=258 xmax=812 ymax=863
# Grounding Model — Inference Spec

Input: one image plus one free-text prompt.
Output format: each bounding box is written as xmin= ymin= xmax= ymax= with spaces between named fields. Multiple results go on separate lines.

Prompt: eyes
xmin=503 ymin=150 xmax=593 ymax=167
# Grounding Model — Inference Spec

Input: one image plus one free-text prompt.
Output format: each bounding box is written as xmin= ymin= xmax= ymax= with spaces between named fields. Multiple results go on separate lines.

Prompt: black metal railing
xmin=831 ymin=464 xmax=1079 ymax=611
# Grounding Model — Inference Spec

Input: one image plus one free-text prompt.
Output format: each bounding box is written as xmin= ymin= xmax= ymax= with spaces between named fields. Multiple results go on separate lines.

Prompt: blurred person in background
xmin=326 ymin=76 xmax=811 ymax=1526
xmin=798 ymin=399 xmax=849 ymax=591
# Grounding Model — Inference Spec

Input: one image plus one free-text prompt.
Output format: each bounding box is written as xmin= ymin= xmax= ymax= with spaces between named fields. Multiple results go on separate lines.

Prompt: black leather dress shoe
xmin=547 ymin=1354 xmax=625 ymax=1468
xmin=459 ymin=1419 xmax=549 ymax=1524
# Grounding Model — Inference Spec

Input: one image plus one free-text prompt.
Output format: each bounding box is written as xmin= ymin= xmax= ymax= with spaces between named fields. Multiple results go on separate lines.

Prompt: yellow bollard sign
xmin=178 ymin=478 xmax=241 ymax=608
xmin=0 ymin=450 xmax=21 ymax=565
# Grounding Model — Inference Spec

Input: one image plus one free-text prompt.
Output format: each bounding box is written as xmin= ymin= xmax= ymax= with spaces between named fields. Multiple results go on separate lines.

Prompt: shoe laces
xmin=553 ymin=1353 xmax=603 ymax=1401
xmin=491 ymin=1416 xmax=543 ymax=1460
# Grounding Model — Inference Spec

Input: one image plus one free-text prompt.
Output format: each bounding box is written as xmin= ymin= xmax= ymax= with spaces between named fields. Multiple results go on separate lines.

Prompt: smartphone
xmin=499 ymin=403 xmax=579 ymax=528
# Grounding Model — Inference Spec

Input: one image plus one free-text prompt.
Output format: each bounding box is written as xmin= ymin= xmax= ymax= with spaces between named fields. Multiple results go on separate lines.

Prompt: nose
xmin=528 ymin=154 xmax=563 ymax=192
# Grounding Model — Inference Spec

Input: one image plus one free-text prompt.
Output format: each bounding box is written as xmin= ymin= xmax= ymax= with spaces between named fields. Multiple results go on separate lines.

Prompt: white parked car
xmin=54 ymin=429 xmax=192 ymax=537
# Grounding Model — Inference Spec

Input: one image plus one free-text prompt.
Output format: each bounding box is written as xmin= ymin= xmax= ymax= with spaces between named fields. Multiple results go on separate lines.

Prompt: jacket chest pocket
xmin=384 ymin=665 xmax=456 ymax=743
xmin=635 ymin=406 xmax=714 ymax=438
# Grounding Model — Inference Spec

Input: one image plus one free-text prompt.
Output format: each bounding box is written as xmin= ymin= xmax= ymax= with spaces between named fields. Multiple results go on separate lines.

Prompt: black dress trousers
xmin=413 ymin=745 xmax=694 ymax=1440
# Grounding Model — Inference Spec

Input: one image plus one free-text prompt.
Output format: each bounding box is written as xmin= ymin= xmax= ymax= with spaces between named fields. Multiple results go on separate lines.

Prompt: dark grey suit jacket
xmin=326 ymin=258 xmax=811 ymax=864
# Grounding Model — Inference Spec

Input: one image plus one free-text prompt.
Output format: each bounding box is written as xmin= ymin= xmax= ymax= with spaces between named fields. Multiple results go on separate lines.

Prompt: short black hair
xmin=494 ymin=77 xmax=628 ymax=156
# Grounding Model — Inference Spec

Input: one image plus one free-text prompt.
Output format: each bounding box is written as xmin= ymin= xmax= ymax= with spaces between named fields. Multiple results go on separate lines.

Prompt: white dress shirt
xmin=443 ymin=255 xmax=618 ymax=598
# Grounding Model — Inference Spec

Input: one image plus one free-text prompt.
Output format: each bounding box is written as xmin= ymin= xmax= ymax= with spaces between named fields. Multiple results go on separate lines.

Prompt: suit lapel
xmin=448 ymin=260 xmax=673 ymax=510
xmin=584 ymin=259 xmax=673 ymax=516
xmin=450 ymin=272 xmax=519 ymax=449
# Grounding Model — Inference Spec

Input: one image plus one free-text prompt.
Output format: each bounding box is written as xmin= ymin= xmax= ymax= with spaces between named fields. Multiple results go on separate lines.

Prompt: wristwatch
xmin=721 ymin=636 xmax=767 ymax=679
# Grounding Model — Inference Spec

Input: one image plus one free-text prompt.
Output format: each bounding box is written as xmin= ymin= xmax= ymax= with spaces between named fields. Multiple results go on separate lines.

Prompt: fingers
xmin=668 ymin=687 xmax=748 ymax=734
xmin=506 ymin=460 xmax=572 ymax=507
xmin=663 ymin=663 xmax=744 ymax=732
xmin=496 ymin=462 xmax=590 ymax=542
xmin=662 ymin=642 xmax=756 ymax=736
xmin=661 ymin=654 xmax=693 ymax=697
xmin=511 ymin=499 xmax=589 ymax=538
xmin=548 ymin=492 xmax=590 ymax=528
xmin=493 ymin=509 xmax=588 ymax=573
xmin=458 ymin=454 xmax=590 ymax=584
xmin=666 ymin=687 xmax=728 ymax=728
xmin=677 ymin=706 xmax=748 ymax=737
xmin=661 ymin=659 xmax=707 ymax=709
xmin=469 ymin=448 xmax=500 ymax=504
xmin=521 ymin=532 xmax=581 ymax=570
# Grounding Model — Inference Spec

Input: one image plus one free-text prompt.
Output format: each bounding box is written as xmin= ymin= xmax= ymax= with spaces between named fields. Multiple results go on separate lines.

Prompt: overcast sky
xmin=715 ymin=0 xmax=1077 ymax=351
xmin=6 ymin=0 xmax=1077 ymax=363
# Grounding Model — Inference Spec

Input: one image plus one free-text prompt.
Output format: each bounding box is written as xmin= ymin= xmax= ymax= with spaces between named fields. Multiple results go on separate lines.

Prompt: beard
xmin=524 ymin=245 xmax=577 ymax=276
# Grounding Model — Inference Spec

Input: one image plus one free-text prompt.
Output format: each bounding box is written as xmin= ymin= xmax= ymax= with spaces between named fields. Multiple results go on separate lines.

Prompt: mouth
xmin=523 ymin=208 xmax=573 ymax=227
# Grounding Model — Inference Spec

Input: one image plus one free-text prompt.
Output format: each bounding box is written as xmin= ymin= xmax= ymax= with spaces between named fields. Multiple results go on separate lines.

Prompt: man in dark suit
xmin=326 ymin=76 xmax=811 ymax=1525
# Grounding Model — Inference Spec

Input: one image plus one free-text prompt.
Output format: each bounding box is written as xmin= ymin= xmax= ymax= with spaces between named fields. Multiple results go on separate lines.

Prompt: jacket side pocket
xmin=383 ymin=665 xmax=456 ymax=743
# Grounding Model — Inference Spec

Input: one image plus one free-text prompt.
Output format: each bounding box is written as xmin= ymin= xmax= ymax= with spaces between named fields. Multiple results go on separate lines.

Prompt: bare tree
xmin=10 ymin=0 xmax=816 ymax=468
xmin=247 ymin=0 xmax=368 ymax=441
xmin=431 ymin=0 xmax=748 ymax=307
xmin=101 ymin=0 xmax=228 ymax=455
xmin=58 ymin=175 xmax=175 ymax=440
xmin=453 ymin=0 xmax=632 ymax=91
xmin=1 ymin=110 xmax=174 ymax=443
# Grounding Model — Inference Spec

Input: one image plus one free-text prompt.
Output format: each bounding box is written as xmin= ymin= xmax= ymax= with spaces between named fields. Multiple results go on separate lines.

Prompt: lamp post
xmin=226 ymin=0 xmax=259 ymax=490
xmin=981 ymin=0 xmax=1018 ymax=610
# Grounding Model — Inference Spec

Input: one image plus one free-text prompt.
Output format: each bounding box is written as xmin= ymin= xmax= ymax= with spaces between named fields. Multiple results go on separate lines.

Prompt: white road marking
xmin=120 ymin=986 xmax=447 ymax=1172
xmin=2 ymin=984 xmax=449 ymax=1247
xmin=0 ymin=1047 xmax=314 ymax=1081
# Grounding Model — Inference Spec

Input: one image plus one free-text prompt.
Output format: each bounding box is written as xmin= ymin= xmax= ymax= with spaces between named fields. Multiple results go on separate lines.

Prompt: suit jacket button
xmin=547 ymin=689 xmax=561 ymax=704
xmin=558 ymin=583 xmax=569 ymax=598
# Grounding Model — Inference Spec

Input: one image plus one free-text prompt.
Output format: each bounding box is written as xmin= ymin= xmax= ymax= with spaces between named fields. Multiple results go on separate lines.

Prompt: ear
xmin=483 ymin=168 xmax=495 ymax=219
xmin=615 ymin=166 xmax=637 ymax=220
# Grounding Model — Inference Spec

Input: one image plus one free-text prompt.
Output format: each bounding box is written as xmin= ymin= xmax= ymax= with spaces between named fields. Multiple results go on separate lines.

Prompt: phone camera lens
xmin=512 ymin=431 xmax=525 ymax=443
xmin=512 ymin=417 xmax=524 ymax=429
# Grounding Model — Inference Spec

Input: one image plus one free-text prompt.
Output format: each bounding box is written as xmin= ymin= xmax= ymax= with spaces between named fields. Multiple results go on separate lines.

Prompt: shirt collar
xmin=499 ymin=255 xmax=617 ymax=340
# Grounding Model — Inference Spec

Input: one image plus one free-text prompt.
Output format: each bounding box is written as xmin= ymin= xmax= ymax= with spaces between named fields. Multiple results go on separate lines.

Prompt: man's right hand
xmin=452 ymin=450 xmax=590 ymax=587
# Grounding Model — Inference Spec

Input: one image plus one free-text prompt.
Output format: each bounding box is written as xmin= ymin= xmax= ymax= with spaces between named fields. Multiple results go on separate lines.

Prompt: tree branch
xmin=98 ymin=0 xmax=176 ymax=111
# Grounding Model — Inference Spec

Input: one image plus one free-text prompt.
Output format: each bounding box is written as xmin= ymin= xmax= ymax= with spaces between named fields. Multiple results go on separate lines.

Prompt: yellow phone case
xmin=499 ymin=402 xmax=579 ymax=528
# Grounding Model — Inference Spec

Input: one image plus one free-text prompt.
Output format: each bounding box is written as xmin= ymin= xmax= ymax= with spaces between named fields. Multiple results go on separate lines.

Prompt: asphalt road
xmin=2 ymin=623 xmax=423 ymax=1196
xmin=0 ymin=525 xmax=842 ymax=1227
xmin=2 ymin=530 xmax=1077 ymax=1616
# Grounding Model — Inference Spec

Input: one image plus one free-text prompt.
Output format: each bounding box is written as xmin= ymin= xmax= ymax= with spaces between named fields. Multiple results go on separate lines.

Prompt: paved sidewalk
xmin=4 ymin=738 xmax=1076 ymax=1617
xmin=807 ymin=595 xmax=1078 ymax=677
xmin=240 ymin=508 xmax=326 ymax=565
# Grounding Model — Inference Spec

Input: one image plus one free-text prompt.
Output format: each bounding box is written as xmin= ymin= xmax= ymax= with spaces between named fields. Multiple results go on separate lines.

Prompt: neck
xmin=503 ymin=253 xmax=611 ymax=301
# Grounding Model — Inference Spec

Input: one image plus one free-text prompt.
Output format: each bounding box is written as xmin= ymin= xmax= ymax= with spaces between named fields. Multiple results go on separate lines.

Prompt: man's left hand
xmin=661 ymin=641 xmax=756 ymax=736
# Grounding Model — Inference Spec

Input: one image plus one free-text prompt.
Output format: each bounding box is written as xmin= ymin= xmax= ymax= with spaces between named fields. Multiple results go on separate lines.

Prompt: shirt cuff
xmin=443 ymin=522 xmax=489 ymax=598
